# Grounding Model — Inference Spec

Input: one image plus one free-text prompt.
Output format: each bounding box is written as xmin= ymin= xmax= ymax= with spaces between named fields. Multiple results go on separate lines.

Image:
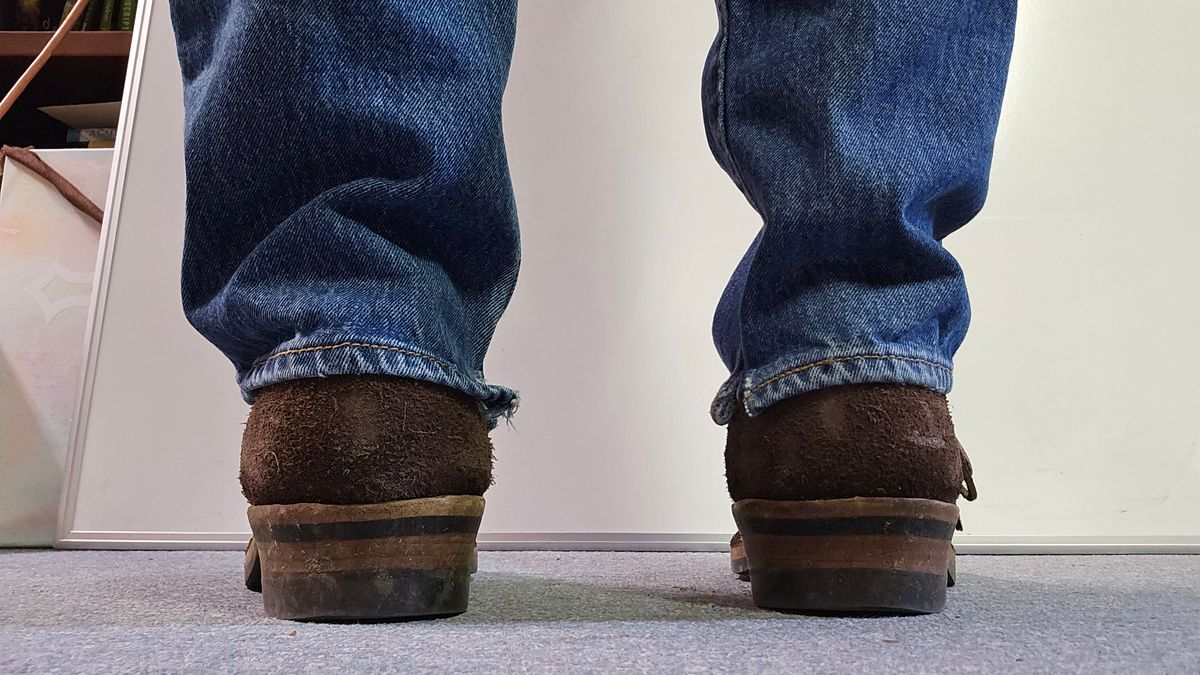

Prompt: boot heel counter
xmin=725 ymin=384 xmax=965 ymax=503
xmin=240 ymin=376 xmax=493 ymax=505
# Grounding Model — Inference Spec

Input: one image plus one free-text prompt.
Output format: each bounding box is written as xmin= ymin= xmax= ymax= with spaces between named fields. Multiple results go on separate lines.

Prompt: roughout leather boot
xmin=239 ymin=375 xmax=494 ymax=621
xmin=725 ymin=384 xmax=975 ymax=615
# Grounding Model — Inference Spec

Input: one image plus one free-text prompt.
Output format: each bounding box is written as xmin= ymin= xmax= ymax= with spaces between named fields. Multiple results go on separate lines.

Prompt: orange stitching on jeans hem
xmin=750 ymin=354 xmax=952 ymax=394
xmin=257 ymin=341 xmax=453 ymax=371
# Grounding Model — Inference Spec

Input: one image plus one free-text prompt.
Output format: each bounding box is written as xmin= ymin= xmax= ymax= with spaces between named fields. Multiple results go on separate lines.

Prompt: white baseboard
xmin=55 ymin=531 xmax=1200 ymax=554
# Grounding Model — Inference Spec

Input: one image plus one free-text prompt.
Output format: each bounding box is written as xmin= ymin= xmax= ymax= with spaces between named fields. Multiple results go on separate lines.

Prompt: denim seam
xmin=749 ymin=354 xmax=952 ymax=395
xmin=714 ymin=0 xmax=758 ymax=213
xmin=255 ymin=341 xmax=455 ymax=373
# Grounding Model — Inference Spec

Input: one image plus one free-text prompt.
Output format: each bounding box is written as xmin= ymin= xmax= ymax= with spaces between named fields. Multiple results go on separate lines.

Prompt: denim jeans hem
xmin=710 ymin=350 xmax=953 ymax=425
xmin=237 ymin=335 xmax=519 ymax=428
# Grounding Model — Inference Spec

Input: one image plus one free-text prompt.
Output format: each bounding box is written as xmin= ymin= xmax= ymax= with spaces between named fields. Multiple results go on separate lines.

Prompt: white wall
xmin=59 ymin=0 xmax=1200 ymax=550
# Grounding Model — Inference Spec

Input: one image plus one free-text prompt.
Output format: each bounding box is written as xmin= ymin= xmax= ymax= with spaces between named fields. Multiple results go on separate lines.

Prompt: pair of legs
xmin=169 ymin=0 xmax=1017 ymax=619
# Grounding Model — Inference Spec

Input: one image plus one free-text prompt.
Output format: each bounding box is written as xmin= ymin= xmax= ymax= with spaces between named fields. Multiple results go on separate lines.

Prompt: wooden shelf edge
xmin=0 ymin=31 xmax=132 ymax=58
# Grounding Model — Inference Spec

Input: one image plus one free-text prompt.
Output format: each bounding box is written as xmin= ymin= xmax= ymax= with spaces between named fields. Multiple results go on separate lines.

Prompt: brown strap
xmin=1 ymin=145 xmax=104 ymax=226
xmin=959 ymin=446 xmax=977 ymax=502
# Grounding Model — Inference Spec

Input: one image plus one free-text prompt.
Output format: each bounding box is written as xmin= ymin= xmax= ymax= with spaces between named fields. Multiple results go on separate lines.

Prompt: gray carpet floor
xmin=0 ymin=551 xmax=1196 ymax=673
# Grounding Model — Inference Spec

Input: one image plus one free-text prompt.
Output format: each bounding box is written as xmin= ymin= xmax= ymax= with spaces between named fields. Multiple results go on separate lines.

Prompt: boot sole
xmin=732 ymin=497 xmax=959 ymax=615
xmin=731 ymin=532 xmax=957 ymax=587
xmin=246 ymin=495 xmax=484 ymax=621
xmin=245 ymin=535 xmax=480 ymax=593
xmin=729 ymin=532 xmax=750 ymax=581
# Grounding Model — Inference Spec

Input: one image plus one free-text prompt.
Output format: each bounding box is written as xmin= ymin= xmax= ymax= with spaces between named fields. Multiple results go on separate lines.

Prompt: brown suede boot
xmin=725 ymin=384 xmax=974 ymax=615
xmin=240 ymin=375 xmax=494 ymax=621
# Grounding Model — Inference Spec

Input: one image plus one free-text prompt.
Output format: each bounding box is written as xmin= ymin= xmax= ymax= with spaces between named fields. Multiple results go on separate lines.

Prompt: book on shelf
xmin=66 ymin=127 xmax=116 ymax=143
xmin=0 ymin=0 xmax=133 ymax=30
xmin=58 ymin=0 xmax=78 ymax=29
xmin=98 ymin=0 xmax=112 ymax=30
xmin=80 ymin=0 xmax=99 ymax=30
xmin=116 ymin=0 xmax=133 ymax=30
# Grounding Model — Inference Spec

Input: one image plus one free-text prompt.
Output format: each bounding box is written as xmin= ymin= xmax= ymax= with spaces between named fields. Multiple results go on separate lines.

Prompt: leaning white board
xmin=58 ymin=0 xmax=1200 ymax=551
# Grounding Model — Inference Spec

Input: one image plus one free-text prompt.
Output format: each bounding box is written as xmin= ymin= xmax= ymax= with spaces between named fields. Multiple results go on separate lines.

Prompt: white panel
xmin=65 ymin=0 xmax=247 ymax=536
xmin=61 ymin=0 xmax=1200 ymax=549
xmin=951 ymin=0 xmax=1200 ymax=537
xmin=0 ymin=149 xmax=110 ymax=545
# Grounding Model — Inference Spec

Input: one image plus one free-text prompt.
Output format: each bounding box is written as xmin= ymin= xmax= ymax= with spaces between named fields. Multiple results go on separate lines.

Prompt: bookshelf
xmin=1 ymin=31 xmax=132 ymax=148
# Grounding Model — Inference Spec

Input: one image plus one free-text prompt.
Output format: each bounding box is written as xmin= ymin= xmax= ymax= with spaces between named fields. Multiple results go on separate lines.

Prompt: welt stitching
xmin=750 ymin=354 xmax=952 ymax=394
xmin=257 ymin=341 xmax=453 ymax=371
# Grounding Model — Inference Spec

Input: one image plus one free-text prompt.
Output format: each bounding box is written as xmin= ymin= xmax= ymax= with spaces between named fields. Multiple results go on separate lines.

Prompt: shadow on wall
xmin=0 ymin=350 xmax=61 ymax=546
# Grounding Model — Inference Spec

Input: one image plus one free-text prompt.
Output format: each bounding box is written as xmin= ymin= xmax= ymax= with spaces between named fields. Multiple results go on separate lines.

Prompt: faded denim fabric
xmin=169 ymin=0 xmax=521 ymax=424
xmin=704 ymin=0 xmax=1017 ymax=423
xmin=168 ymin=0 xmax=1016 ymax=427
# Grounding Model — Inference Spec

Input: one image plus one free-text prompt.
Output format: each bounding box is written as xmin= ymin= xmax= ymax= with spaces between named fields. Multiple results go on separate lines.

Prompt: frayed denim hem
xmin=710 ymin=349 xmax=953 ymax=425
xmin=238 ymin=334 xmax=519 ymax=428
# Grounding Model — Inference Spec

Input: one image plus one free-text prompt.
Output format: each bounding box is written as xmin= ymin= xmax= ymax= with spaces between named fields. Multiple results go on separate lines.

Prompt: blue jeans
xmin=169 ymin=0 xmax=1016 ymax=427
